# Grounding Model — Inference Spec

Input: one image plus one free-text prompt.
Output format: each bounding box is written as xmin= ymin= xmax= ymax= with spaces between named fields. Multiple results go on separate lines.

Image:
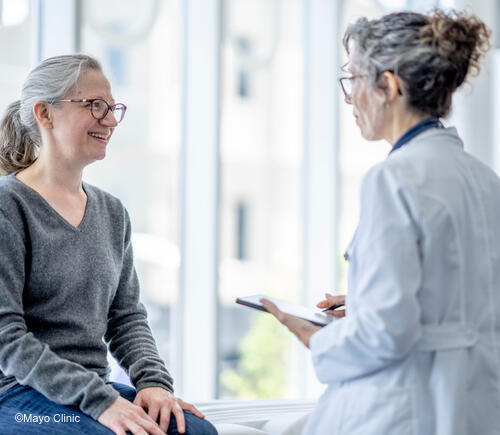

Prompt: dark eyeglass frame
xmin=338 ymin=75 xmax=368 ymax=100
xmin=55 ymin=98 xmax=127 ymax=123
xmin=339 ymin=71 xmax=403 ymax=101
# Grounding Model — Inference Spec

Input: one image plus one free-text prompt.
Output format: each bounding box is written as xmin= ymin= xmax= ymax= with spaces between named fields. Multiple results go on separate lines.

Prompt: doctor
xmin=262 ymin=9 xmax=500 ymax=435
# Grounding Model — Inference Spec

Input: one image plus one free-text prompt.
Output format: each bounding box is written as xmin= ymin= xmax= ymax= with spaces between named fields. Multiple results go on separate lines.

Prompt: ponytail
xmin=0 ymin=100 xmax=39 ymax=176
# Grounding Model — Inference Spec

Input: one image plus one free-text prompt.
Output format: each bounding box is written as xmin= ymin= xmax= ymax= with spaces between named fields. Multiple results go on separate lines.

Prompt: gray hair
xmin=0 ymin=54 xmax=102 ymax=175
xmin=343 ymin=9 xmax=491 ymax=118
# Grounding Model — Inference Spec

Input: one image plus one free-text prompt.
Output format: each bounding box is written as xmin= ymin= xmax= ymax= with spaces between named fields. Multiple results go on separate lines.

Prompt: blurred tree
xmin=221 ymin=311 xmax=291 ymax=398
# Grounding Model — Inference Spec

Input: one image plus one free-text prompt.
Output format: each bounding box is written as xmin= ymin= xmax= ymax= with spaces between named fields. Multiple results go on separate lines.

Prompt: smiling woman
xmin=0 ymin=55 xmax=217 ymax=435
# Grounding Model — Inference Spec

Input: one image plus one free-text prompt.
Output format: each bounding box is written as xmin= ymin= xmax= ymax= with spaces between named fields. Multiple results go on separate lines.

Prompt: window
xmin=81 ymin=0 xmax=181 ymax=380
xmin=0 ymin=0 xmax=32 ymax=116
xmin=217 ymin=0 xmax=304 ymax=399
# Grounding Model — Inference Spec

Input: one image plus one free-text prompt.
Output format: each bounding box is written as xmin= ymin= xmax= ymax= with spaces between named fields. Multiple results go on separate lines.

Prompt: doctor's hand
xmin=260 ymin=298 xmax=321 ymax=348
xmin=134 ymin=387 xmax=205 ymax=434
xmin=316 ymin=293 xmax=346 ymax=318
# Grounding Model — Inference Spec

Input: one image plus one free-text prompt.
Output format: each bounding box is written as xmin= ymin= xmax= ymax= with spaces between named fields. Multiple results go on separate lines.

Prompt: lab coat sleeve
xmin=310 ymin=163 xmax=422 ymax=384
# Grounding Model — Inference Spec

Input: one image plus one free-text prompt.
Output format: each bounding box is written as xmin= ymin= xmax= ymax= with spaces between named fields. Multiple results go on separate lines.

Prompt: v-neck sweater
xmin=0 ymin=173 xmax=173 ymax=419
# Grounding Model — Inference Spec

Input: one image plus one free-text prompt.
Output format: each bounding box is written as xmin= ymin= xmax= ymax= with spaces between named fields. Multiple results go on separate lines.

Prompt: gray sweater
xmin=0 ymin=173 xmax=173 ymax=419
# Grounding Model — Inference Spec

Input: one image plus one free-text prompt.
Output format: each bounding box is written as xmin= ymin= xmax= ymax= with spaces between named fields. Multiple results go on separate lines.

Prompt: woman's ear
xmin=378 ymin=71 xmax=402 ymax=103
xmin=33 ymin=101 xmax=53 ymax=130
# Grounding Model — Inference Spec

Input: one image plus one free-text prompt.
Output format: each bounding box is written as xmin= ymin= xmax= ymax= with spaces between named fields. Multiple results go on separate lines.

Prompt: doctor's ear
xmin=377 ymin=71 xmax=403 ymax=103
xmin=33 ymin=101 xmax=54 ymax=130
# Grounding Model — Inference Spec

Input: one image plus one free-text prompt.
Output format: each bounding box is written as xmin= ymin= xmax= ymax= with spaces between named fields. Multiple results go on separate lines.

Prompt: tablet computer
xmin=235 ymin=294 xmax=334 ymax=327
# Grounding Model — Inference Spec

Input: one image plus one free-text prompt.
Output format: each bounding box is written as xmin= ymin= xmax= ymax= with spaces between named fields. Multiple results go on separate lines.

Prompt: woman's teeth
xmin=88 ymin=132 xmax=107 ymax=140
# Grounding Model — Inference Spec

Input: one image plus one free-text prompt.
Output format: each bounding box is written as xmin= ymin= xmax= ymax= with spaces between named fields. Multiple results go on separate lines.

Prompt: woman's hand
xmin=98 ymin=388 xmax=204 ymax=434
xmin=316 ymin=293 xmax=346 ymax=318
xmin=260 ymin=299 xmax=321 ymax=348
xmin=134 ymin=387 xmax=205 ymax=434
xmin=98 ymin=395 xmax=164 ymax=435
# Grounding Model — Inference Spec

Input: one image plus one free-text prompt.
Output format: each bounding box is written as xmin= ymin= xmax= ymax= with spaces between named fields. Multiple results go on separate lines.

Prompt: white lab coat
xmin=304 ymin=127 xmax=500 ymax=435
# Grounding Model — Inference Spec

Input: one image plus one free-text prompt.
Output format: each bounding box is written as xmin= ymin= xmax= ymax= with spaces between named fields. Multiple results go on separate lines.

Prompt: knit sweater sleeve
xmin=104 ymin=208 xmax=174 ymax=393
xmin=0 ymin=209 xmax=119 ymax=420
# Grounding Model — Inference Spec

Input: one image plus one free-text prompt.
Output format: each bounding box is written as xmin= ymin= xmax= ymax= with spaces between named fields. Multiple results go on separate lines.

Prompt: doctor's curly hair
xmin=343 ymin=8 xmax=491 ymax=118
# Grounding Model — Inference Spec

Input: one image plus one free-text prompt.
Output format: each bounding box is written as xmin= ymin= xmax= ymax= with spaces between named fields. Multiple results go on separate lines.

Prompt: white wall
xmin=448 ymin=0 xmax=498 ymax=168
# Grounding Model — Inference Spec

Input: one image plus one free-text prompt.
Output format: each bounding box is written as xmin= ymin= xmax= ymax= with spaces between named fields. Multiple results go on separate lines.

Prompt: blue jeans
xmin=0 ymin=382 xmax=217 ymax=435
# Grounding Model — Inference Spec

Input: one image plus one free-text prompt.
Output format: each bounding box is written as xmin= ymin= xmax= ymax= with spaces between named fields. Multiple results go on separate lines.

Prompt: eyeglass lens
xmin=91 ymin=99 xmax=126 ymax=123
xmin=342 ymin=79 xmax=352 ymax=99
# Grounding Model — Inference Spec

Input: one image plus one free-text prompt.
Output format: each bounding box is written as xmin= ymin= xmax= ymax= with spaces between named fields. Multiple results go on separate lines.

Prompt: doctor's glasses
xmin=338 ymin=75 xmax=368 ymax=101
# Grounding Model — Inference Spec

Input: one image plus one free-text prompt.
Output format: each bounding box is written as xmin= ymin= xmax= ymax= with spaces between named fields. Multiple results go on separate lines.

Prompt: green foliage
xmin=220 ymin=312 xmax=291 ymax=399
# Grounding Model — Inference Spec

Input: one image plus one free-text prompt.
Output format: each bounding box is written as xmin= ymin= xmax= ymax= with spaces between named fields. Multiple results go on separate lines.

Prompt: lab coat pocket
xmin=338 ymin=385 xmax=414 ymax=435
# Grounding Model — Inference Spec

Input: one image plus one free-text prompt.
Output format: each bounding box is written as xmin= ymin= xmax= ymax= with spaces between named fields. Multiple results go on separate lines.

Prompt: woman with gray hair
xmin=0 ymin=55 xmax=217 ymax=435
xmin=262 ymin=9 xmax=500 ymax=435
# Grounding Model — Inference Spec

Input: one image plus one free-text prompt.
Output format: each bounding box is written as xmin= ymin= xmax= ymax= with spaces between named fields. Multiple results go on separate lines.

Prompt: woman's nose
xmin=99 ymin=109 xmax=118 ymax=127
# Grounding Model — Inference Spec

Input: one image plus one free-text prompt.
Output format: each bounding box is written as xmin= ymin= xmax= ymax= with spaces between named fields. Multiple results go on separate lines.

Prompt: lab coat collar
xmin=390 ymin=118 xmax=442 ymax=155
xmin=388 ymin=125 xmax=464 ymax=158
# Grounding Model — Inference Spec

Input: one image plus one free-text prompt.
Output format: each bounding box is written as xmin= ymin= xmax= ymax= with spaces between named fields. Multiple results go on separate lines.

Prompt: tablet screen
xmin=236 ymin=294 xmax=334 ymax=327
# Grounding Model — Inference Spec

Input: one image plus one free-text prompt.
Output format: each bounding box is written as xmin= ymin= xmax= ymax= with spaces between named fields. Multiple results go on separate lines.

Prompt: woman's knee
xmin=183 ymin=411 xmax=218 ymax=435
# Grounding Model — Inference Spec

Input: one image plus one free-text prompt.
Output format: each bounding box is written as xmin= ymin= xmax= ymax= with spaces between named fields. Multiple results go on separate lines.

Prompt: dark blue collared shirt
xmin=390 ymin=118 xmax=443 ymax=155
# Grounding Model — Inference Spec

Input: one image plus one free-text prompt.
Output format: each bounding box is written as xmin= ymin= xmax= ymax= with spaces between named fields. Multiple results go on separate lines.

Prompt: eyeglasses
xmin=339 ymin=75 xmax=368 ymax=101
xmin=55 ymin=99 xmax=127 ymax=123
